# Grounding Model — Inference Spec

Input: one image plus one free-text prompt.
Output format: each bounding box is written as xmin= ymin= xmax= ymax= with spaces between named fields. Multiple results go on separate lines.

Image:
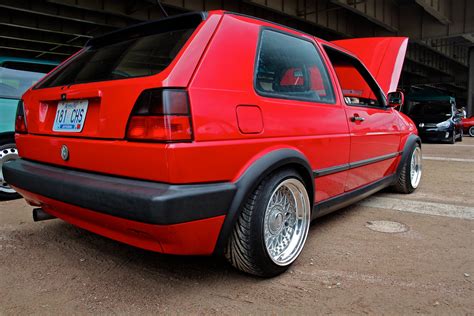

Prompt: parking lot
xmin=1 ymin=138 xmax=473 ymax=314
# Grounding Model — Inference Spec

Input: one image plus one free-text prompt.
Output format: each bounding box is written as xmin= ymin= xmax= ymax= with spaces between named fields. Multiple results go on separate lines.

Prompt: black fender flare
xmin=0 ymin=132 xmax=15 ymax=145
xmin=395 ymin=133 xmax=421 ymax=181
xmin=213 ymin=148 xmax=314 ymax=255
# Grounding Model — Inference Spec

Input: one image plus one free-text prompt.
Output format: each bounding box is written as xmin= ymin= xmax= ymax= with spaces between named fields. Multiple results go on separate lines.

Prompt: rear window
xmin=37 ymin=28 xmax=195 ymax=88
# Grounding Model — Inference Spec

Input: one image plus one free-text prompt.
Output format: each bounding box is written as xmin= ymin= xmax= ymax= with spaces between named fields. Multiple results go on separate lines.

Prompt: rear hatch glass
xmin=37 ymin=29 xmax=194 ymax=88
xmin=24 ymin=12 xmax=204 ymax=139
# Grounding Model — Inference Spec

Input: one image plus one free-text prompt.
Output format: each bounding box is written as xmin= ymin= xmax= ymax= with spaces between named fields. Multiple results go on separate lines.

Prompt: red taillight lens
xmin=127 ymin=116 xmax=191 ymax=141
xmin=126 ymin=89 xmax=192 ymax=142
xmin=15 ymin=100 xmax=27 ymax=134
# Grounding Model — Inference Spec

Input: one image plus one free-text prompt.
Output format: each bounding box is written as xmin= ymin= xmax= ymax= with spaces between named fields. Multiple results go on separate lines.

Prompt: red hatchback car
xmin=3 ymin=11 xmax=422 ymax=277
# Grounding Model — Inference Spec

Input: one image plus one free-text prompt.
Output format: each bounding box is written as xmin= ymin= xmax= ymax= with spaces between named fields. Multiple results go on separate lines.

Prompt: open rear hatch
xmin=22 ymin=12 xmax=206 ymax=139
xmin=331 ymin=37 xmax=408 ymax=95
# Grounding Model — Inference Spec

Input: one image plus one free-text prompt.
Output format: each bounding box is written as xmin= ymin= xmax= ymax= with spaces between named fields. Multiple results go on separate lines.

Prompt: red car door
xmin=343 ymin=104 xmax=401 ymax=191
xmin=323 ymin=40 xmax=407 ymax=191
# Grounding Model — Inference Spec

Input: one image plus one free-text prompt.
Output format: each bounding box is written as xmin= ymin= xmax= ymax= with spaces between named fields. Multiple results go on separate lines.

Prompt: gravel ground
xmin=1 ymin=138 xmax=473 ymax=314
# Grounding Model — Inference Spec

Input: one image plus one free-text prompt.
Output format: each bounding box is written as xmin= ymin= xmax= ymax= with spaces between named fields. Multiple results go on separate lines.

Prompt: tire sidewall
xmin=249 ymin=169 xmax=309 ymax=276
xmin=469 ymin=126 xmax=474 ymax=137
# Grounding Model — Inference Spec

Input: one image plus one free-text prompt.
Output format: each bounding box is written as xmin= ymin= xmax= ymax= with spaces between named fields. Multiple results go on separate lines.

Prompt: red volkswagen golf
xmin=3 ymin=11 xmax=422 ymax=277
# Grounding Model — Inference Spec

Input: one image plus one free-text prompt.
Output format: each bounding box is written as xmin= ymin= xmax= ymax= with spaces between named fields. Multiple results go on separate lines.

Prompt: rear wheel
xmin=392 ymin=143 xmax=422 ymax=194
xmin=225 ymin=169 xmax=311 ymax=277
xmin=449 ymin=130 xmax=456 ymax=144
xmin=0 ymin=141 xmax=20 ymax=200
xmin=469 ymin=126 xmax=474 ymax=137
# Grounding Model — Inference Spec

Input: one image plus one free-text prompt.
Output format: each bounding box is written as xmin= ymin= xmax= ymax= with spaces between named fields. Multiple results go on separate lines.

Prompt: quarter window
xmin=255 ymin=29 xmax=335 ymax=103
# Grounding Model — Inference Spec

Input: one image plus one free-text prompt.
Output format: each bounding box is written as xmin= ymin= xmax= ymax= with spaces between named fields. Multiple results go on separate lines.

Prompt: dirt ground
xmin=1 ymin=138 xmax=473 ymax=314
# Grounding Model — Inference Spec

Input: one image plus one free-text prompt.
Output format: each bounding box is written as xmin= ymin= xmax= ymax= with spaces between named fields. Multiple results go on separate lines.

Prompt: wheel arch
xmin=396 ymin=133 xmax=421 ymax=181
xmin=213 ymin=148 xmax=314 ymax=255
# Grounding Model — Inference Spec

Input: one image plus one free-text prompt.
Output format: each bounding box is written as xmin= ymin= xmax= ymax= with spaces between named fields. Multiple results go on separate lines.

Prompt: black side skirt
xmin=312 ymin=174 xmax=396 ymax=219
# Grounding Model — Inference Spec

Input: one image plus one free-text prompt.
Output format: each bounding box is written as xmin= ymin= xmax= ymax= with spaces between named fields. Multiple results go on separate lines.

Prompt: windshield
xmin=37 ymin=27 xmax=195 ymax=89
xmin=0 ymin=62 xmax=55 ymax=99
xmin=409 ymin=101 xmax=453 ymax=118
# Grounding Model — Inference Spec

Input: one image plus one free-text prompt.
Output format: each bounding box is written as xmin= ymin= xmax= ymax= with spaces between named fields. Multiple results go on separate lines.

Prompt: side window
xmin=324 ymin=46 xmax=386 ymax=108
xmin=255 ymin=29 xmax=335 ymax=103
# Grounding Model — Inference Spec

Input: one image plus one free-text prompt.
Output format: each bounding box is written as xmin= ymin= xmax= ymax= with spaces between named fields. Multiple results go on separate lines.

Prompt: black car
xmin=408 ymin=101 xmax=463 ymax=144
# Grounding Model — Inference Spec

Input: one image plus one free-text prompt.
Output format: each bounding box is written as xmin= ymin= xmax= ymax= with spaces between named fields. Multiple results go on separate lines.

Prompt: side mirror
xmin=387 ymin=91 xmax=404 ymax=108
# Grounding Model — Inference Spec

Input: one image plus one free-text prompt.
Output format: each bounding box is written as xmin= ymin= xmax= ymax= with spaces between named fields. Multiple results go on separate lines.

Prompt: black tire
xmin=225 ymin=169 xmax=310 ymax=277
xmin=0 ymin=190 xmax=21 ymax=200
xmin=392 ymin=143 xmax=422 ymax=194
xmin=0 ymin=141 xmax=21 ymax=200
xmin=449 ymin=130 xmax=456 ymax=144
xmin=469 ymin=126 xmax=474 ymax=137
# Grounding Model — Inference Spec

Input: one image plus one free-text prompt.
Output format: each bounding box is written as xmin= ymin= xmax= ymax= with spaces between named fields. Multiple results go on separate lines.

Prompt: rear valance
xmin=87 ymin=11 xmax=207 ymax=48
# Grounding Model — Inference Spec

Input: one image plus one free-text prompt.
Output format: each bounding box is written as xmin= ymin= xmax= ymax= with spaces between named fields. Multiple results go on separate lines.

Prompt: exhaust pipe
xmin=33 ymin=208 xmax=56 ymax=222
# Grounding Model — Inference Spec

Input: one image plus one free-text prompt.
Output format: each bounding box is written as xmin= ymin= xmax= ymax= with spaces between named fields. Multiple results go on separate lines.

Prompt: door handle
xmin=350 ymin=116 xmax=365 ymax=122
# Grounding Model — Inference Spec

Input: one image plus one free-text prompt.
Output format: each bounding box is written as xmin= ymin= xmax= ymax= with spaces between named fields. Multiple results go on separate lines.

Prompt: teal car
xmin=0 ymin=57 xmax=58 ymax=199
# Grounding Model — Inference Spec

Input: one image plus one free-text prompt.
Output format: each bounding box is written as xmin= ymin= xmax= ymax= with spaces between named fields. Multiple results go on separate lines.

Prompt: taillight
xmin=15 ymin=100 xmax=27 ymax=134
xmin=126 ymin=89 xmax=192 ymax=142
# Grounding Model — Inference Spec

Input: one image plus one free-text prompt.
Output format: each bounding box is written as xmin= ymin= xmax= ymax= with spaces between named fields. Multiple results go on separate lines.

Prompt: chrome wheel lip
xmin=410 ymin=146 xmax=422 ymax=189
xmin=263 ymin=178 xmax=310 ymax=266
xmin=0 ymin=145 xmax=19 ymax=194
xmin=469 ymin=127 xmax=474 ymax=137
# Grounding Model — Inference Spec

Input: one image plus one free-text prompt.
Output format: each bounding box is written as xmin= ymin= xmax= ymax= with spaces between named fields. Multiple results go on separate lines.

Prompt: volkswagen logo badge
xmin=61 ymin=145 xmax=69 ymax=161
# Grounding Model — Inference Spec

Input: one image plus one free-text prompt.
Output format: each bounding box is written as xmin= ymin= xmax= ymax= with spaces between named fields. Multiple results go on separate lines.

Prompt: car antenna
xmin=156 ymin=0 xmax=168 ymax=17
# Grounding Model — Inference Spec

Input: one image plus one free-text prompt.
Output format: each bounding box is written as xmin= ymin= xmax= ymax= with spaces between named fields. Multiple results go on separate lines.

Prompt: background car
xmin=462 ymin=116 xmax=474 ymax=136
xmin=405 ymin=96 xmax=463 ymax=144
xmin=0 ymin=57 xmax=58 ymax=199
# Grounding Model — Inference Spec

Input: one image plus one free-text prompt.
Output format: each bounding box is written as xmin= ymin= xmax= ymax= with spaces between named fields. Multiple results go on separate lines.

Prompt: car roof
xmin=216 ymin=11 xmax=358 ymax=58
xmin=86 ymin=10 xmax=352 ymax=54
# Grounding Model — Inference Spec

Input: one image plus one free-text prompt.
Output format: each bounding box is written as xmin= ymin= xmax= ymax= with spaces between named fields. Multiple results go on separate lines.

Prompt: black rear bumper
xmin=3 ymin=159 xmax=236 ymax=225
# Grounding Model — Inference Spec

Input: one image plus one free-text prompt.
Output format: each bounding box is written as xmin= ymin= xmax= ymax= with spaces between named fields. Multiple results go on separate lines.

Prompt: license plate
xmin=53 ymin=100 xmax=88 ymax=132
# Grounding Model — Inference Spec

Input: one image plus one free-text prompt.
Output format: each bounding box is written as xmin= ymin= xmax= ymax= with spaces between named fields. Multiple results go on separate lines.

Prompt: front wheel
xmin=0 ymin=142 xmax=21 ymax=200
xmin=392 ymin=143 xmax=422 ymax=194
xmin=225 ymin=169 xmax=311 ymax=277
xmin=469 ymin=126 xmax=474 ymax=137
